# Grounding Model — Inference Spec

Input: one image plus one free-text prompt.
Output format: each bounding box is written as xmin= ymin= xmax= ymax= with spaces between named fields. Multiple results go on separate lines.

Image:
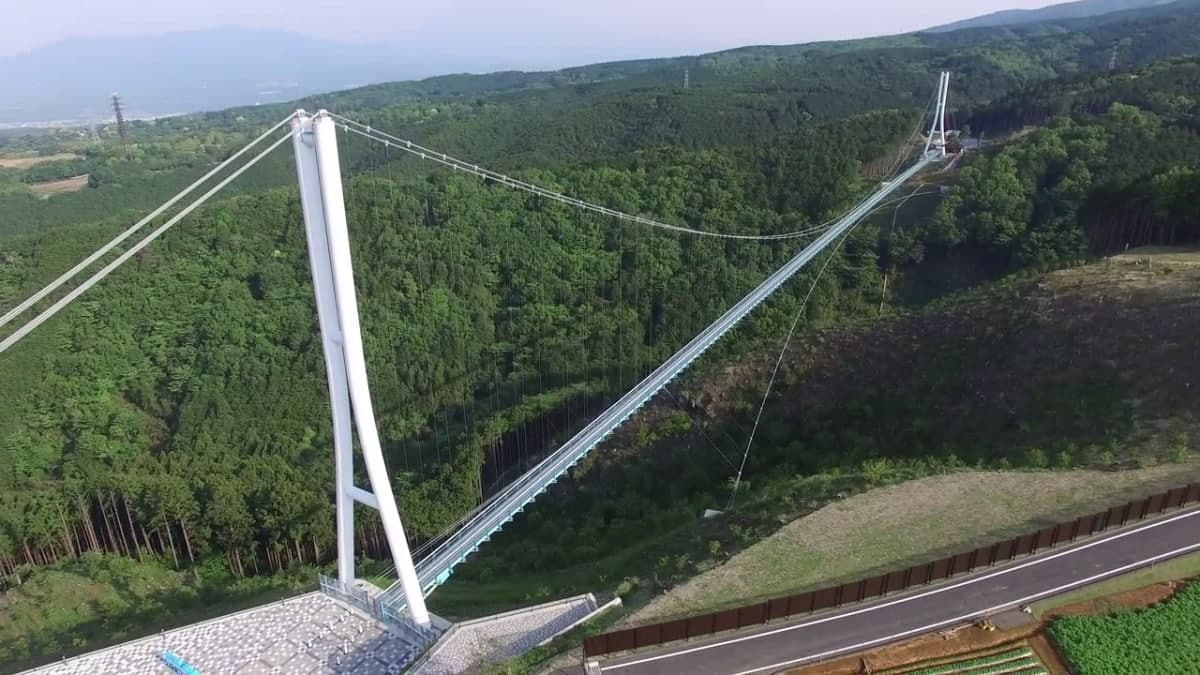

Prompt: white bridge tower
xmin=924 ymin=71 xmax=952 ymax=157
xmin=290 ymin=111 xmax=431 ymax=628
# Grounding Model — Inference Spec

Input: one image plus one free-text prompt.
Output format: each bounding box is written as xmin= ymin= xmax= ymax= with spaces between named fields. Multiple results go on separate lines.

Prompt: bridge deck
xmin=381 ymin=156 xmax=937 ymax=612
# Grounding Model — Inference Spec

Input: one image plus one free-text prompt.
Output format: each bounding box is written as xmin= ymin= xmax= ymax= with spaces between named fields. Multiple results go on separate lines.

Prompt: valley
xmin=1 ymin=1 xmax=1200 ymax=672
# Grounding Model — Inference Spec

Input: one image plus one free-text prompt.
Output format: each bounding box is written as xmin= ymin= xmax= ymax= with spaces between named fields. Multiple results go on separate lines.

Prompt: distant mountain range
xmin=926 ymin=0 xmax=1179 ymax=32
xmin=0 ymin=0 xmax=1191 ymax=125
xmin=0 ymin=28 xmax=439 ymax=126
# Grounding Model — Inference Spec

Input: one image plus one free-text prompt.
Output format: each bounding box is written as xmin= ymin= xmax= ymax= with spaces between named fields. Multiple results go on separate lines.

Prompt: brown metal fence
xmin=584 ymin=482 xmax=1200 ymax=657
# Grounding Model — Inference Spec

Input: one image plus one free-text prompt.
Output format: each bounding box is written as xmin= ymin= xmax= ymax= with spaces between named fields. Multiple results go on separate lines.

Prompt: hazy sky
xmin=4 ymin=0 xmax=1059 ymax=65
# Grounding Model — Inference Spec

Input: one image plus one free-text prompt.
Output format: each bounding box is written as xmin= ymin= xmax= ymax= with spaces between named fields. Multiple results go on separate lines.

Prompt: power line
xmin=0 ymin=131 xmax=293 ymax=355
xmin=724 ymin=188 xmax=936 ymax=508
xmin=725 ymin=228 xmax=853 ymax=509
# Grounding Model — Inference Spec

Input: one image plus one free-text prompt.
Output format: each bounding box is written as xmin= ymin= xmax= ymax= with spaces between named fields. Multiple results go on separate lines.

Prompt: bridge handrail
xmin=387 ymin=156 xmax=935 ymax=605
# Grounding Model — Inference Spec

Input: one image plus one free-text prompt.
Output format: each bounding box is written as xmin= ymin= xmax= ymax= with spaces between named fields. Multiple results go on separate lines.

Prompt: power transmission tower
xmin=1108 ymin=44 xmax=1119 ymax=71
xmin=112 ymin=93 xmax=130 ymax=159
xmin=683 ymin=67 xmax=689 ymax=90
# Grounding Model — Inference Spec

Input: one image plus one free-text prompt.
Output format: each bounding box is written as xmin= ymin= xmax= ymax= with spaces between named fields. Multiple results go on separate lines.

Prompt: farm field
xmin=1048 ymin=581 xmax=1200 ymax=675
xmin=27 ymin=174 xmax=88 ymax=195
xmin=878 ymin=644 xmax=1047 ymax=675
xmin=787 ymin=554 xmax=1200 ymax=675
xmin=0 ymin=153 xmax=80 ymax=168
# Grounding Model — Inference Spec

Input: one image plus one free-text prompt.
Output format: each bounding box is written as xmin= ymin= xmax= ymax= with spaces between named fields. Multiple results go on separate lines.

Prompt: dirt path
xmin=29 ymin=174 xmax=89 ymax=195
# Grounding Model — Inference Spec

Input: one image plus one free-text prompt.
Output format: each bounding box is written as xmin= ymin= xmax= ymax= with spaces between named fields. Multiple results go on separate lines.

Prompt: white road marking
xmin=600 ymin=506 xmax=1200 ymax=672
xmin=730 ymin=540 xmax=1200 ymax=675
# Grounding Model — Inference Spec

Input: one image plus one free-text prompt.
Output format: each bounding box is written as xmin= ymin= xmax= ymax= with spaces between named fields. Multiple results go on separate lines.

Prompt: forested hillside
xmin=4 ymin=0 xmax=1200 ymax=237
xmin=0 ymin=109 xmax=916 ymax=579
xmin=2 ymin=5 xmax=1200 ymax=669
xmin=927 ymin=0 xmax=1180 ymax=33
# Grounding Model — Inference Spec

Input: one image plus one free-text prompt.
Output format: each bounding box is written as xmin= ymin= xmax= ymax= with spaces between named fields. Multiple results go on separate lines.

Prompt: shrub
xmin=1024 ymin=447 xmax=1048 ymax=469
xmin=1049 ymin=582 xmax=1200 ymax=674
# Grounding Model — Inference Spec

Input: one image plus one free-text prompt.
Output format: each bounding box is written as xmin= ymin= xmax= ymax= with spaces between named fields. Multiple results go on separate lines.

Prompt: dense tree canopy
xmin=2 ymin=5 xmax=1200 ymax=611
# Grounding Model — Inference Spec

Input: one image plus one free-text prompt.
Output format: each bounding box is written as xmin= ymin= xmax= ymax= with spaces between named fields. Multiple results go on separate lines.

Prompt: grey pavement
xmin=416 ymin=594 xmax=599 ymax=674
xmin=598 ymin=506 xmax=1200 ymax=675
xmin=22 ymin=593 xmax=420 ymax=675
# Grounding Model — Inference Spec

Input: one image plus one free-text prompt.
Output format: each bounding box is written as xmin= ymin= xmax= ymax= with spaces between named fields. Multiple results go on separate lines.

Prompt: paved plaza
xmin=25 ymin=593 xmax=420 ymax=675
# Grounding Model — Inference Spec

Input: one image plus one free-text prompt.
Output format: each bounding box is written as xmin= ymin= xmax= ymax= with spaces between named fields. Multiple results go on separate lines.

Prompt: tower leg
xmin=306 ymin=112 xmax=431 ymax=629
xmin=924 ymin=72 xmax=951 ymax=157
xmin=293 ymin=113 xmax=357 ymax=589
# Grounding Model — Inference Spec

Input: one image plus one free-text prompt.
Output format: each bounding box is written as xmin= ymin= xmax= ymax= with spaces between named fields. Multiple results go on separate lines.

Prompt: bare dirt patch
xmin=1028 ymin=633 xmax=1071 ymax=675
xmin=0 ymin=153 xmax=80 ymax=169
xmin=1041 ymin=579 xmax=1180 ymax=619
xmin=785 ymin=633 xmax=1043 ymax=675
xmin=28 ymin=174 xmax=88 ymax=195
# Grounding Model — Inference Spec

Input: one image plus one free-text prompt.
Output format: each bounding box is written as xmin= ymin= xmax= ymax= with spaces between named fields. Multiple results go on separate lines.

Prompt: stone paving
xmin=415 ymin=594 xmax=600 ymax=674
xmin=24 ymin=593 xmax=420 ymax=675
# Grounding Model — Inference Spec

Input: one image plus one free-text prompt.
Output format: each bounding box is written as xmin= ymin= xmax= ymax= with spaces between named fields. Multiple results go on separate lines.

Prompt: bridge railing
xmin=317 ymin=574 xmax=439 ymax=647
xmin=583 ymin=482 xmax=1200 ymax=657
xmin=380 ymin=158 xmax=938 ymax=612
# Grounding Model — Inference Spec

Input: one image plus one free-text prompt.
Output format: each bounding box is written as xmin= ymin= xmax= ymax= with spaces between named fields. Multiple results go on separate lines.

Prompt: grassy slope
xmin=0 ymin=556 xmax=316 ymax=672
xmin=630 ymin=464 xmax=1199 ymax=622
xmin=627 ymin=252 xmax=1200 ymax=622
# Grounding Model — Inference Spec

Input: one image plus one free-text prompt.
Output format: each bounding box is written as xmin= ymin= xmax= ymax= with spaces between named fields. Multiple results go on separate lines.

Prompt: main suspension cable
xmin=0 ymin=131 xmax=294 ymax=355
xmin=330 ymin=113 xmax=842 ymax=242
xmin=0 ymin=114 xmax=297 ymax=331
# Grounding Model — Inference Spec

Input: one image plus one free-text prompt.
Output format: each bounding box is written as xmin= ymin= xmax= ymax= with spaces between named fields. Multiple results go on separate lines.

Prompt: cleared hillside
xmin=626 ymin=248 xmax=1200 ymax=622
xmin=630 ymin=463 xmax=1199 ymax=623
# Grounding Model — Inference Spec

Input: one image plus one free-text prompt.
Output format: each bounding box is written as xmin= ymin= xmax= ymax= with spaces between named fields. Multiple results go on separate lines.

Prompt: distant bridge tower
xmin=111 ymin=93 xmax=130 ymax=159
xmin=290 ymin=110 xmax=432 ymax=629
xmin=924 ymin=71 xmax=952 ymax=157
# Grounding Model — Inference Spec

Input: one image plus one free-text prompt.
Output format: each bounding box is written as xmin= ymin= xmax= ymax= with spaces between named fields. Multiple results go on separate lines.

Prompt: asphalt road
xmin=597 ymin=506 xmax=1200 ymax=675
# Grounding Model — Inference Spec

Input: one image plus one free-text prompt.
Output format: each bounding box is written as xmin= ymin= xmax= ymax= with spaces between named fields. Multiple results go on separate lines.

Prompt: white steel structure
xmin=290 ymin=111 xmax=431 ymax=628
xmin=924 ymin=71 xmax=951 ymax=156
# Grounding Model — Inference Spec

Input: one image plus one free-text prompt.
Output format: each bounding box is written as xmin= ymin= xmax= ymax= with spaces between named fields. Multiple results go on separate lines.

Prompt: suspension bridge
xmin=2 ymin=72 xmax=955 ymax=672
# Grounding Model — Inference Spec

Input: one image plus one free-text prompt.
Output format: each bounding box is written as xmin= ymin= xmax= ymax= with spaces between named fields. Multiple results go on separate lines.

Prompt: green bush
xmin=1024 ymin=447 xmax=1048 ymax=469
xmin=1049 ymin=582 xmax=1200 ymax=674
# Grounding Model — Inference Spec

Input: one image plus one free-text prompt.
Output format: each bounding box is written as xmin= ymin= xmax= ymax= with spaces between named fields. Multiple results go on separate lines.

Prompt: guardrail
xmin=409 ymin=593 xmax=604 ymax=674
xmin=317 ymin=574 xmax=438 ymax=647
xmin=584 ymin=482 xmax=1200 ymax=657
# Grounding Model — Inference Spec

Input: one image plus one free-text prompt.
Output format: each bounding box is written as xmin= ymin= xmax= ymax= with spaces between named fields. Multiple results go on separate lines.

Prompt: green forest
xmin=2 ymin=2 xmax=1200 ymax=668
